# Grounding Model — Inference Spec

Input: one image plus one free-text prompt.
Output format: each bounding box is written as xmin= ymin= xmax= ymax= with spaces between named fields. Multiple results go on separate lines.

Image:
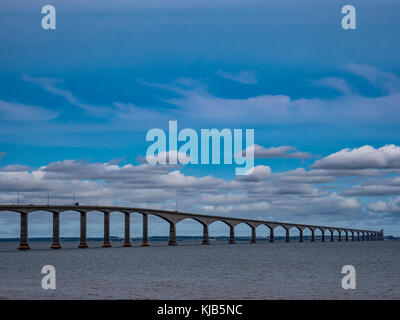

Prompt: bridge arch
xmin=175 ymin=217 xmax=206 ymax=245
xmin=316 ymin=227 xmax=325 ymax=242
xmin=255 ymin=224 xmax=269 ymax=242
xmin=291 ymin=226 xmax=302 ymax=242
xmin=234 ymin=221 xmax=254 ymax=243
xmin=302 ymin=226 xmax=314 ymax=242
xmin=208 ymin=220 xmax=235 ymax=244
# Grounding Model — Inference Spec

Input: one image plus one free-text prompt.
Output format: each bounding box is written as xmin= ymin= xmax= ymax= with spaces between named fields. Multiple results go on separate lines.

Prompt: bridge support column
xmin=351 ymin=232 xmax=355 ymax=241
xmin=168 ymin=222 xmax=177 ymax=246
xmin=102 ymin=212 xmax=111 ymax=247
xmin=362 ymin=233 xmax=365 ymax=241
xmin=123 ymin=213 xmax=132 ymax=247
xmin=141 ymin=214 xmax=149 ymax=246
xmin=269 ymin=228 xmax=274 ymax=243
xmin=50 ymin=212 xmax=61 ymax=249
xmin=338 ymin=232 xmax=342 ymax=242
xmin=251 ymin=227 xmax=256 ymax=243
xmin=330 ymin=231 xmax=334 ymax=242
xmin=311 ymin=229 xmax=315 ymax=242
xmin=285 ymin=229 xmax=290 ymax=243
xmin=299 ymin=229 xmax=303 ymax=242
xmin=18 ymin=212 xmax=30 ymax=250
xmin=345 ymin=232 xmax=349 ymax=241
xmin=78 ymin=212 xmax=88 ymax=248
xmin=321 ymin=231 xmax=325 ymax=242
xmin=202 ymin=224 xmax=210 ymax=245
xmin=229 ymin=226 xmax=236 ymax=244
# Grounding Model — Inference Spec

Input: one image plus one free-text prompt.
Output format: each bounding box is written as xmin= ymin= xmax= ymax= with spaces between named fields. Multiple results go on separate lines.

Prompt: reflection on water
xmin=0 ymin=240 xmax=399 ymax=299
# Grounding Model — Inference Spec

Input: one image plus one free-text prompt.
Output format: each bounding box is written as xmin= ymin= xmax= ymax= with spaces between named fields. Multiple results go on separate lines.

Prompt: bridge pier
xmin=345 ymin=231 xmax=349 ymax=242
xmin=285 ymin=229 xmax=290 ymax=243
xmin=251 ymin=227 xmax=256 ymax=243
xmin=229 ymin=226 xmax=236 ymax=244
xmin=50 ymin=212 xmax=61 ymax=249
xmin=338 ymin=232 xmax=342 ymax=242
xmin=299 ymin=229 xmax=303 ymax=242
xmin=321 ymin=230 xmax=325 ymax=242
xmin=362 ymin=233 xmax=365 ymax=241
xmin=123 ymin=213 xmax=132 ymax=247
xmin=202 ymin=224 xmax=210 ymax=245
xmin=102 ymin=212 xmax=111 ymax=247
xmin=269 ymin=228 xmax=274 ymax=243
xmin=168 ymin=222 xmax=177 ymax=245
xmin=311 ymin=229 xmax=315 ymax=242
xmin=330 ymin=230 xmax=334 ymax=242
xmin=78 ymin=212 xmax=88 ymax=248
xmin=351 ymin=232 xmax=355 ymax=241
xmin=357 ymin=232 xmax=360 ymax=241
xmin=18 ymin=212 xmax=30 ymax=250
xmin=141 ymin=214 xmax=150 ymax=246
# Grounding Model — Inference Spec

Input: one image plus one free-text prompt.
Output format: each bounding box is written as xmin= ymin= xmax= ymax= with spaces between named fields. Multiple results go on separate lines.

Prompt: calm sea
xmin=0 ymin=240 xmax=399 ymax=299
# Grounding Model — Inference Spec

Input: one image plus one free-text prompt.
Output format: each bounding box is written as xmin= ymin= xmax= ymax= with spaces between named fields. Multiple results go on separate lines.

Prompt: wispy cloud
xmin=0 ymin=99 xmax=58 ymax=122
xmin=315 ymin=77 xmax=354 ymax=96
xmin=217 ymin=70 xmax=257 ymax=84
xmin=22 ymin=75 xmax=110 ymax=117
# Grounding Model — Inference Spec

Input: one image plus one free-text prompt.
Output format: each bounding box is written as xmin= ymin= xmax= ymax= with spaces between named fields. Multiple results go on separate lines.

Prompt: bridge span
xmin=0 ymin=204 xmax=383 ymax=250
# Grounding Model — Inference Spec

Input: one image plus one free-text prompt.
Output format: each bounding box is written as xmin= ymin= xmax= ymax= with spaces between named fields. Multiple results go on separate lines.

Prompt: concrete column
xmin=330 ymin=230 xmax=334 ymax=242
xmin=299 ymin=229 xmax=303 ymax=242
xmin=321 ymin=230 xmax=325 ymax=242
xmin=50 ymin=212 xmax=61 ymax=249
xmin=229 ymin=225 xmax=236 ymax=244
xmin=338 ymin=232 xmax=342 ymax=242
xmin=351 ymin=232 xmax=355 ymax=241
xmin=269 ymin=228 xmax=274 ymax=243
xmin=202 ymin=224 xmax=210 ymax=245
xmin=141 ymin=214 xmax=150 ymax=246
xmin=357 ymin=233 xmax=360 ymax=241
xmin=123 ymin=212 xmax=132 ymax=247
xmin=345 ymin=232 xmax=349 ymax=242
xmin=311 ymin=229 xmax=315 ymax=242
xmin=251 ymin=227 xmax=256 ymax=244
xmin=168 ymin=222 xmax=177 ymax=245
xmin=78 ymin=211 xmax=88 ymax=248
xmin=285 ymin=228 xmax=290 ymax=243
xmin=18 ymin=212 xmax=30 ymax=250
xmin=362 ymin=233 xmax=365 ymax=241
xmin=102 ymin=212 xmax=111 ymax=247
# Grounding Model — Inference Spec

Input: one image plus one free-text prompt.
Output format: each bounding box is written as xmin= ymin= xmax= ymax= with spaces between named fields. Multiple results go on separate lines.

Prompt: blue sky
xmin=1 ymin=0 xmax=400 ymax=237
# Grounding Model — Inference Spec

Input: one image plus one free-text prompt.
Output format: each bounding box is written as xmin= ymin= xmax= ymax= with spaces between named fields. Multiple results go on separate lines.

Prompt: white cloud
xmin=312 ymin=145 xmax=400 ymax=170
xmin=368 ymin=197 xmax=400 ymax=213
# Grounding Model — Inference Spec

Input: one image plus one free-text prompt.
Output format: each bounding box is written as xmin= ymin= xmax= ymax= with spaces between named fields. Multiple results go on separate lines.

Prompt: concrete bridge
xmin=0 ymin=204 xmax=383 ymax=250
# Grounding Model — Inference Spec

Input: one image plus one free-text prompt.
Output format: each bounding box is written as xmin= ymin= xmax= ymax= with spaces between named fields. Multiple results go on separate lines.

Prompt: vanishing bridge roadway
xmin=0 ymin=204 xmax=383 ymax=250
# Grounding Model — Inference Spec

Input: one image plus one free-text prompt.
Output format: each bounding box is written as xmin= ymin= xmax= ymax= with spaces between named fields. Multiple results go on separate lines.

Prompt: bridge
xmin=0 ymin=204 xmax=383 ymax=250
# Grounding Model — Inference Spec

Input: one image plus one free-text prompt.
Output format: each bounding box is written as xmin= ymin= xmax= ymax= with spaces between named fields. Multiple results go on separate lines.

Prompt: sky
xmin=0 ymin=0 xmax=400 ymax=237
